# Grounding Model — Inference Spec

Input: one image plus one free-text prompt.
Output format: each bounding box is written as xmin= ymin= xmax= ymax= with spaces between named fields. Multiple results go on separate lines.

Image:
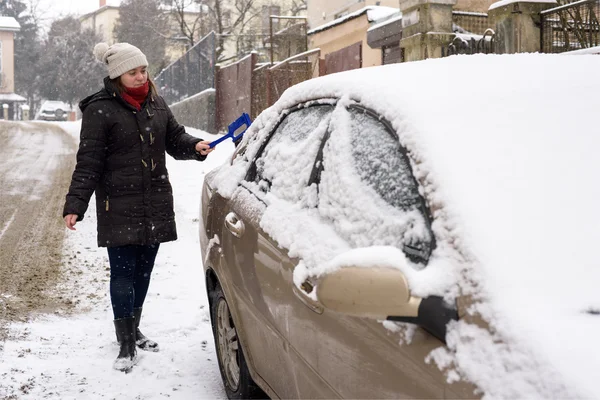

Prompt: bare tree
xmin=289 ymin=0 xmax=307 ymax=16
xmin=163 ymin=0 xmax=307 ymax=62
xmin=163 ymin=0 xmax=259 ymax=61
xmin=161 ymin=0 xmax=205 ymax=47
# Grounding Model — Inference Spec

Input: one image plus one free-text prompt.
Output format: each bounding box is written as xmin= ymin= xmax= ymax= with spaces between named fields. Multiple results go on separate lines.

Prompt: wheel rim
xmin=217 ymin=298 xmax=240 ymax=390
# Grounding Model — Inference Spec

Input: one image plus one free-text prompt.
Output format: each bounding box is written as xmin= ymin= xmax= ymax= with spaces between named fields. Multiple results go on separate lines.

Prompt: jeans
xmin=107 ymin=243 xmax=160 ymax=320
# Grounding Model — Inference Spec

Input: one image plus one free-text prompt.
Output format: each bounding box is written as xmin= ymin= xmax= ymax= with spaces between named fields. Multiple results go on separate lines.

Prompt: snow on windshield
xmin=213 ymin=54 xmax=600 ymax=398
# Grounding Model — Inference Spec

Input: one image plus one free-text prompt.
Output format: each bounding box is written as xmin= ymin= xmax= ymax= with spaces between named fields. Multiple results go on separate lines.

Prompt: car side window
xmin=251 ymin=105 xmax=333 ymax=204
xmin=318 ymin=106 xmax=434 ymax=264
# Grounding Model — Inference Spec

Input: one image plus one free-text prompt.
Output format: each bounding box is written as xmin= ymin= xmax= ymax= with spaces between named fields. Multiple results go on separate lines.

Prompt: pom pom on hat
xmin=94 ymin=42 xmax=110 ymax=63
xmin=93 ymin=42 xmax=149 ymax=79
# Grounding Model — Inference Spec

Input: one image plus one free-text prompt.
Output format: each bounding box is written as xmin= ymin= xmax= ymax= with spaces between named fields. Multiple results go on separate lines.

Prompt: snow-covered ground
xmin=0 ymin=121 xmax=235 ymax=399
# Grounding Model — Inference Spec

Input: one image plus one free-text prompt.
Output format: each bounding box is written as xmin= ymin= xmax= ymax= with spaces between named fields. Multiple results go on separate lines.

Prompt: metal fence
xmin=154 ymin=32 xmax=217 ymax=105
xmin=541 ymin=0 xmax=600 ymax=53
xmin=452 ymin=11 xmax=490 ymax=35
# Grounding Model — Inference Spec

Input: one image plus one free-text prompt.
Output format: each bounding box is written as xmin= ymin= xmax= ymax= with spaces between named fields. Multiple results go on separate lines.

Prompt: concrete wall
xmin=489 ymin=1 xmax=557 ymax=54
xmin=0 ymin=31 xmax=15 ymax=93
xmin=309 ymin=14 xmax=383 ymax=68
xmin=169 ymin=88 xmax=216 ymax=134
xmin=454 ymin=0 xmax=496 ymax=12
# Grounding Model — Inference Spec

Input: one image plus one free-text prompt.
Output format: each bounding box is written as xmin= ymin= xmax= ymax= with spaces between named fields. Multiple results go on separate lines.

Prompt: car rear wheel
xmin=210 ymin=284 xmax=267 ymax=399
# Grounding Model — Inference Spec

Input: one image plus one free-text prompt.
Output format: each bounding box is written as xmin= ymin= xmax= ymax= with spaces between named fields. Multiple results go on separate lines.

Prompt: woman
xmin=63 ymin=42 xmax=213 ymax=373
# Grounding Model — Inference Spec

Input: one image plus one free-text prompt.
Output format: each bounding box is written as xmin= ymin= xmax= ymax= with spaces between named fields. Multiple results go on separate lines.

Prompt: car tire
xmin=55 ymin=109 xmax=64 ymax=119
xmin=210 ymin=284 xmax=267 ymax=400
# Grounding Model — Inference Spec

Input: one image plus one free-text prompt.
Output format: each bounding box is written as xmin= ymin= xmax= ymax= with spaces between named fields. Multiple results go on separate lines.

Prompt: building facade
xmin=79 ymin=0 xmax=203 ymax=62
xmin=0 ymin=16 xmax=26 ymax=120
xmin=79 ymin=5 xmax=120 ymax=44
xmin=0 ymin=16 xmax=19 ymax=94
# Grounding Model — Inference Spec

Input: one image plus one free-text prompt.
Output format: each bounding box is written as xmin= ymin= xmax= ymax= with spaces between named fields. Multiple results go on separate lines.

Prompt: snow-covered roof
xmin=79 ymin=5 xmax=120 ymax=21
xmin=367 ymin=12 xmax=402 ymax=33
xmin=0 ymin=16 xmax=20 ymax=32
xmin=489 ymin=0 xmax=556 ymax=11
xmin=308 ymin=6 xmax=398 ymax=35
xmin=0 ymin=92 xmax=27 ymax=102
xmin=213 ymin=53 xmax=600 ymax=399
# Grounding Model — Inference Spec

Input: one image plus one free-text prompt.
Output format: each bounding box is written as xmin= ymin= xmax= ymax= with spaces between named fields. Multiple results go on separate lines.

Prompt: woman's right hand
xmin=64 ymin=214 xmax=78 ymax=231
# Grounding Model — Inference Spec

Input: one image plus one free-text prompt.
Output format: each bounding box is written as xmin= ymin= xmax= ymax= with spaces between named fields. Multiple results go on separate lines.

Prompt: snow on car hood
xmin=213 ymin=54 xmax=600 ymax=398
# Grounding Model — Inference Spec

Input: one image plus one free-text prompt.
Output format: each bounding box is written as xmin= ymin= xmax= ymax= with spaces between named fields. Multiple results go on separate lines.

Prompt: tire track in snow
xmin=0 ymin=121 xmax=77 ymax=344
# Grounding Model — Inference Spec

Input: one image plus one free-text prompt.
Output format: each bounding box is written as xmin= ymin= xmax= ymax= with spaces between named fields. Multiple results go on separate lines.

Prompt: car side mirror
xmin=317 ymin=267 xmax=420 ymax=320
xmin=315 ymin=266 xmax=458 ymax=343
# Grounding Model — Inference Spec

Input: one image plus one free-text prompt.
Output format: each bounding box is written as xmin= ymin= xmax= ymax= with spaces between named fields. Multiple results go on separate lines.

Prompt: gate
xmin=324 ymin=42 xmax=362 ymax=75
xmin=447 ymin=29 xmax=496 ymax=55
xmin=215 ymin=53 xmax=258 ymax=132
xmin=447 ymin=11 xmax=496 ymax=55
xmin=154 ymin=32 xmax=217 ymax=105
xmin=541 ymin=0 xmax=600 ymax=53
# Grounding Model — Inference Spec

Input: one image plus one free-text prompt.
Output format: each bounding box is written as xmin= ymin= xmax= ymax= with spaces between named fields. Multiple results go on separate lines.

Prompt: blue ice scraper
xmin=209 ymin=113 xmax=252 ymax=148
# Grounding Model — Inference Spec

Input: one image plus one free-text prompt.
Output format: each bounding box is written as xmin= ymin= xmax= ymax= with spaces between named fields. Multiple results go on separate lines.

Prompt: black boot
xmin=134 ymin=308 xmax=159 ymax=352
xmin=113 ymin=317 xmax=138 ymax=372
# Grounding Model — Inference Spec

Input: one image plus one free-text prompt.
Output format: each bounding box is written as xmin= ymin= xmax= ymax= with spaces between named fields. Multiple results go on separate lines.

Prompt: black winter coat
xmin=63 ymin=77 xmax=205 ymax=247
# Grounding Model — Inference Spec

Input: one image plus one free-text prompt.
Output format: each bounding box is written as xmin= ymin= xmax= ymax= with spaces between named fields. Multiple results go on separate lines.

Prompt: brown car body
xmin=199 ymin=97 xmax=480 ymax=399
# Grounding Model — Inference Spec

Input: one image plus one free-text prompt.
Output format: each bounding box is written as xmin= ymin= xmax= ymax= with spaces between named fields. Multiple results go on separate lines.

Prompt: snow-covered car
xmin=36 ymin=100 xmax=71 ymax=121
xmin=199 ymin=54 xmax=600 ymax=399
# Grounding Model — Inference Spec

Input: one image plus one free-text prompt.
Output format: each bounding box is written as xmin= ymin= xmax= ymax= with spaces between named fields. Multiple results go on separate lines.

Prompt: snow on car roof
xmin=213 ymin=54 xmax=600 ymax=398
xmin=40 ymin=100 xmax=73 ymax=111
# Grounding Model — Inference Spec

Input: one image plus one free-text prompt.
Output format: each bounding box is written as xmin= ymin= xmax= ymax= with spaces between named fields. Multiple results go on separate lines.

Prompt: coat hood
xmin=78 ymin=77 xmax=121 ymax=112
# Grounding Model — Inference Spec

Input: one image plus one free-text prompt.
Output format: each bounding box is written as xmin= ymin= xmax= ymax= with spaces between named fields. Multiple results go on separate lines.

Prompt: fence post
xmin=488 ymin=0 xmax=557 ymax=54
xmin=250 ymin=52 xmax=258 ymax=119
xmin=399 ymin=0 xmax=456 ymax=61
xmin=215 ymin=65 xmax=222 ymax=132
xmin=266 ymin=68 xmax=273 ymax=108
xmin=21 ymin=105 xmax=30 ymax=121
xmin=318 ymin=58 xmax=326 ymax=77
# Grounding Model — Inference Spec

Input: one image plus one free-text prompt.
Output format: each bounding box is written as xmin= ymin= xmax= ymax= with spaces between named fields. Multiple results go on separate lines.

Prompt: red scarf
xmin=121 ymin=81 xmax=149 ymax=111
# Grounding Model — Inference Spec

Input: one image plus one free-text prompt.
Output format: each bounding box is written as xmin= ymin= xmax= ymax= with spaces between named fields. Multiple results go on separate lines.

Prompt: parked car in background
xmin=35 ymin=100 xmax=72 ymax=121
xmin=199 ymin=54 xmax=600 ymax=399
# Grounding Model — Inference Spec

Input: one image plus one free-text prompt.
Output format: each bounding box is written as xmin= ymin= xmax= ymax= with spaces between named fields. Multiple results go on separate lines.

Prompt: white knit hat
xmin=94 ymin=42 xmax=149 ymax=79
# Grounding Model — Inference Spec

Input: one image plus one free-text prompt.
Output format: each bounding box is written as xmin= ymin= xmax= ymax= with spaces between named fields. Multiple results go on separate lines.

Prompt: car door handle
xmin=225 ymin=212 xmax=245 ymax=238
xmin=293 ymin=285 xmax=324 ymax=314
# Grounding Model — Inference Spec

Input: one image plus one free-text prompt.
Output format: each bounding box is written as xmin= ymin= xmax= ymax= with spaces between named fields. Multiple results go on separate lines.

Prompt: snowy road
xmin=0 ymin=121 xmax=232 ymax=399
xmin=0 ymin=121 xmax=77 ymax=341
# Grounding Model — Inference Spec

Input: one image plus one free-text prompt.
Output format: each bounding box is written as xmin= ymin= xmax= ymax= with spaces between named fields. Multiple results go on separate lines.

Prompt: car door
xmin=220 ymin=103 xmax=336 ymax=398
xmin=285 ymin=103 xmax=464 ymax=399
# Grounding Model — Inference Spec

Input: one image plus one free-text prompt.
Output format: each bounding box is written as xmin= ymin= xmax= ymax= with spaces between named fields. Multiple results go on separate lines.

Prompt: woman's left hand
xmin=196 ymin=141 xmax=214 ymax=156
